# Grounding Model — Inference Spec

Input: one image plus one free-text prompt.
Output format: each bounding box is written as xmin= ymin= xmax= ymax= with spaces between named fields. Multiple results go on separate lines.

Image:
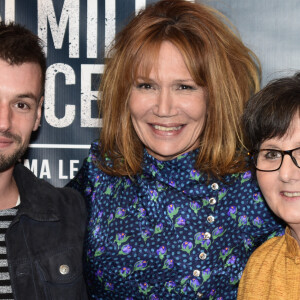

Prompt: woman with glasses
xmin=68 ymin=0 xmax=283 ymax=298
xmin=238 ymin=73 xmax=300 ymax=299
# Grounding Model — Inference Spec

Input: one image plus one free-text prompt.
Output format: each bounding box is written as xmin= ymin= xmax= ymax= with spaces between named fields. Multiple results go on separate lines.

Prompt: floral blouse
xmin=68 ymin=141 xmax=283 ymax=300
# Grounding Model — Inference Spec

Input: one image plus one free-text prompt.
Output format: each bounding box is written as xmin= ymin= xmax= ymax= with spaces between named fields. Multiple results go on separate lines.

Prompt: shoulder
xmin=238 ymin=235 xmax=286 ymax=298
xmin=14 ymin=163 xmax=86 ymax=220
xmin=67 ymin=141 xmax=116 ymax=196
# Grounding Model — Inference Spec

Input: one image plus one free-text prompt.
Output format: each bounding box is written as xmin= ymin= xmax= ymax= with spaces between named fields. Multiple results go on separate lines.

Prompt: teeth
xmin=153 ymin=125 xmax=182 ymax=131
xmin=283 ymin=192 xmax=300 ymax=197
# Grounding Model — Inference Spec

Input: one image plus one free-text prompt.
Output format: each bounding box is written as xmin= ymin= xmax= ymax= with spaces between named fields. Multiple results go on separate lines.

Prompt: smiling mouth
xmin=152 ymin=124 xmax=183 ymax=132
xmin=282 ymin=191 xmax=300 ymax=197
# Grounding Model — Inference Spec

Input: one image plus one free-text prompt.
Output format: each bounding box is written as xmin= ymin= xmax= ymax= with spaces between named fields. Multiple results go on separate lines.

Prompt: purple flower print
xmin=114 ymin=233 xmax=131 ymax=248
xmin=190 ymin=169 xmax=201 ymax=181
xmin=190 ymin=201 xmax=201 ymax=215
xmin=94 ymin=246 xmax=105 ymax=257
xmin=244 ymin=238 xmax=253 ymax=251
xmin=253 ymin=216 xmax=264 ymax=228
xmin=241 ymin=171 xmax=251 ymax=184
xmin=157 ymin=245 xmax=167 ymax=259
xmin=95 ymin=269 xmax=103 ymax=281
xmin=227 ymin=206 xmax=237 ymax=219
xmin=104 ymin=183 xmax=114 ymax=195
xmin=154 ymin=223 xmax=163 ymax=234
xmin=200 ymin=239 xmax=211 ymax=250
xmin=92 ymin=225 xmax=100 ymax=237
xmin=133 ymin=260 xmax=148 ymax=272
xmin=151 ymin=164 xmax=158 ymax=176
xmin=138 ymin=207 xmax=146 ymax=218
xmin=209 ymin=289 xmax=216 ymax=296
xmin=165 ymin=281 xmax=176 ymax=293
xmin=218 ymin=187 xmax=227 ymax=201
xmin=156 ymin=182 xmax=164 ymax=192
xmin=167 ymin=204 xmax=180 ymax=220
xmin=118 ymin=244 xmax=132 ymax=255
xmin=194 ymin=232 xmax=205 ymax=245
xmin=138 ymin=282 xmax=153 ymax=295
xmin=225 ymin=255 xmax=237 ymax=267
xmin=253 ymin=191 xmax=264 ymax=203
xmin=175 ymin=216 xmax=186 ymax=228
xmin=219 ymin=246 xmax=234 ymax=261
xmin=142 ymin=229 xmax=152 ymax=243
xmin=132 ymin=196 xmax=138 ymax=208
xmin=105 ymin=282 xmax=114 ymax=291
xmin=149 ymin=189 xmax=158 ymax=201
xmin=149 ymin=294 xmax=159 ymax=300
xmin=212 ymin=226 xmax=226 ymax=240
xmin=163 ymin=258 xmax=174 ymax=270
xmin=169 ymin=180 xmax=176 ymax=188
xmin=190 ymin=278 xmax=200 ymax=292
xmin=238 ymin=215 xmax=249 ymax=227
xmin=202 ymin=268 xmax=211 ymax=282
xmin=119 ymin=267 xmax=131 ymax=278
xmin=115 ymin=207 xmax=127 ymax=219
xmin=107 ymin=213 xmax=114 ymax=225
xmin=181 ymin=241 xmax=193 ymax=255
xmin=124 ymin=178 xmax=132 ymax=189
xmin=180 ymin=275 xmax=191 ymax=285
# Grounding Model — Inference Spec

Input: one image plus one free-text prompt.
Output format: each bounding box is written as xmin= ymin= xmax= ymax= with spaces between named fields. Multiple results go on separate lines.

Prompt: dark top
xmin=68 ymin=141 xmax=283 ymax=300
xmin=5 ymin=163 xmax=88 ymax=300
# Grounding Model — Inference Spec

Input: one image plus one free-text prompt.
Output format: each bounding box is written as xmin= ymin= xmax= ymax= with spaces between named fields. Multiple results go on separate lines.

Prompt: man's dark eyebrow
xmin=16 ymin=93 xmax=39 ymax=102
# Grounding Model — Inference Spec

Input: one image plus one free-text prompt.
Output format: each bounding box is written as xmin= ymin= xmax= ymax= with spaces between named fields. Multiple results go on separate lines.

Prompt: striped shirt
xmin=0 ymin=206 xmax=18 ymax=300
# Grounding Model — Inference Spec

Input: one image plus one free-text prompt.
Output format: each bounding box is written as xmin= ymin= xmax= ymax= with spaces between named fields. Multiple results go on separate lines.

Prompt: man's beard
xmin=0 ymin=132 xmax=26 ymax=172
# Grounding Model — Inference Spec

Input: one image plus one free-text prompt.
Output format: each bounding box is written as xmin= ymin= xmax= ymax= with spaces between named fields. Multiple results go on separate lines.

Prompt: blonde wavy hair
xmin=98 ymin=0 xmax=261 ymax=177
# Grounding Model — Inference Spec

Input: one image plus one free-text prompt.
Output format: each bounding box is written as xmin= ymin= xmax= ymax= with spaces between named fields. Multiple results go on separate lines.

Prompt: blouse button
xmin=197 ymin=292 xmax=203 ymax=298
xmin=211 ymin=183 xmax=219 ymax=190
xmin=199 ymin=252 xmax=207 ymax=260
xmin=59 ymin=264 xmax=70 ymax=275
xmin=209 ymin=197 xmax=216 ymax=205
xmin=193 ymin=270 xmax=200 ymax=277
xmin=207 ymin=215 xmax=215 ymax=223
xmin=204 ymin=232 xmax=211 ymax=239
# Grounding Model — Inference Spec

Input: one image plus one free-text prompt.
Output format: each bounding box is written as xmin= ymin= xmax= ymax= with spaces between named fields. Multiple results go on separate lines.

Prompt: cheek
xmin=257 ymin=172 xmax=276 ymax=202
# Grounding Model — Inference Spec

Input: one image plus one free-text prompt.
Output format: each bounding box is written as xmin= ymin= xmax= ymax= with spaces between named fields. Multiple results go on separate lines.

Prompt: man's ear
xmin=33 ymin=96 xmax=44 ymax=131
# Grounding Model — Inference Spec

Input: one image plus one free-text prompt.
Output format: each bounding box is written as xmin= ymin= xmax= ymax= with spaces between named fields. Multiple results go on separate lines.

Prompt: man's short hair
xmin=0 ymin=22 xmax=46 ymax=95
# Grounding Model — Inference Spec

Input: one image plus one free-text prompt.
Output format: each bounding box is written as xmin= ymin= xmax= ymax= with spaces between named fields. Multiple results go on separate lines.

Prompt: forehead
xmin=0 ymin=59 xmax=42 ymax=99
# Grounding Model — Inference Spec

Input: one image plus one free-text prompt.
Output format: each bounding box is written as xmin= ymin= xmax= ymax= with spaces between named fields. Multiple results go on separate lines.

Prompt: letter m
xmin=38 ymin=0 xmax=79 ymax=57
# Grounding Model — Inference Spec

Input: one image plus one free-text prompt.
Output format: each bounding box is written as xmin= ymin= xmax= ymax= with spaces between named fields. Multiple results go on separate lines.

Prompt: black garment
xmin=6 ymin=164 xmax=88 ymax=300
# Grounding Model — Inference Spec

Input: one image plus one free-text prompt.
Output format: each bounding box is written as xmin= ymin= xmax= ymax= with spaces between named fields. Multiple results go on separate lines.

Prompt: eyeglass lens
xmin=255 ymin=147 xmax=300 ymax=171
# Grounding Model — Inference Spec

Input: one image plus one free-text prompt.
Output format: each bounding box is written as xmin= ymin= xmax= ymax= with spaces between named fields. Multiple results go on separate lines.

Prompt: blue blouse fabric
xmin=68 ymin=141 xmax=283 ymax=300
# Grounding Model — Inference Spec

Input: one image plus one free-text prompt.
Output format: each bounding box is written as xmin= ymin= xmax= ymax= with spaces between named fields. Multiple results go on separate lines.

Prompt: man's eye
xmin=16 ymin=102 xmax=29 ymax=109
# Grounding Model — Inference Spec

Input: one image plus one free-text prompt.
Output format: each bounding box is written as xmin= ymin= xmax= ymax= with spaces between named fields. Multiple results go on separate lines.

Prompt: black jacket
xmin=6 ymin=164 xmax=88 ymax=299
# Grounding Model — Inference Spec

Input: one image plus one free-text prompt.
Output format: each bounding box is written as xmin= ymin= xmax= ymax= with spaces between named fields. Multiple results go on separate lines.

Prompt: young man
xmin=0 ymin=22 xmax=87 ymax=299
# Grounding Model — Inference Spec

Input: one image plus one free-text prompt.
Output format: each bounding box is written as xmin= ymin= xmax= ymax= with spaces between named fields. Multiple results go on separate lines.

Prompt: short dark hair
xmin=0 ymin=22 xmax=46 ymax=95
xmin=243 ymin=72 xmax=300 ymax=152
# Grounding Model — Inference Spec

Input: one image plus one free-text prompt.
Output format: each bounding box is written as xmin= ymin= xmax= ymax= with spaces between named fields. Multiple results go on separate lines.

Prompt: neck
xmin=289 ymin=225 xmax=300 ymax=247
xmin=0 ymin=166 xmax=19 ymax=210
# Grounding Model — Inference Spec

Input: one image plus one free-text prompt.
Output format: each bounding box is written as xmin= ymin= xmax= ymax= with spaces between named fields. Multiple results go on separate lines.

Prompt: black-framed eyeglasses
xmin=251 ymin=146 xmax=300 ymax=172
